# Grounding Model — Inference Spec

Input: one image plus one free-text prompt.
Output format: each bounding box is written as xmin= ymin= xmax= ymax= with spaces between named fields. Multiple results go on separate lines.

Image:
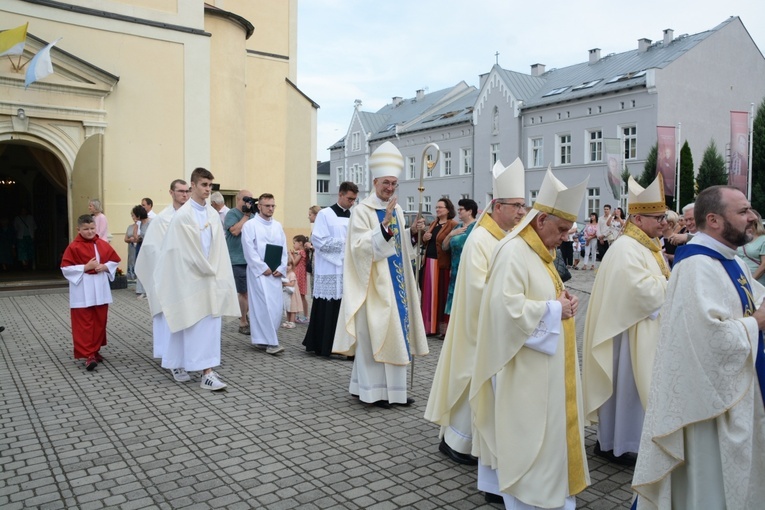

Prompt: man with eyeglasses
xmin=242 ymin=193 xmax=289 ymax=355
xmin=333 ymin=141 xmax=428 ymax=409
xmin=425 ymin=158 xmax=526 ymax=476
xmin=583 ymin=174 xmax=670 ymax=466
xmin=136 ymin=179 xmax=189 ymax=369
xmin=152 ymin=168 xmax=240 ymax=391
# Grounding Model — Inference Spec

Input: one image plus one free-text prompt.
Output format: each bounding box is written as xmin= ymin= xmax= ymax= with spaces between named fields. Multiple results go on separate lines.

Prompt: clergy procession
xmin=56 ymin=144 xmax=765 ymax=509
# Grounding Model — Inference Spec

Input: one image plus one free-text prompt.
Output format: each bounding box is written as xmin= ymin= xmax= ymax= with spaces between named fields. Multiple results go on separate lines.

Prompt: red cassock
xmin=61 ymin=234 xmax=120 ymax=359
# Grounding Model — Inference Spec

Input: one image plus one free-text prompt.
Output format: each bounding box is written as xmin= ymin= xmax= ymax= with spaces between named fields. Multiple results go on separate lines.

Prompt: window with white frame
xmin=407 ymin=156 xmax=416 ymax=180
xmin=317 ymin=179 xmax=329 ymax=193
xmin=424 ymin=196 xmax=432 ymax=213
xmin=490 ymin=143 xmax=500 ymax=165
xmin=461 ymin=148 xmax=473 ymax=175
xmin=351 ymin=131 xmax=360 ymax=152
xmin=530 ymin=138 xmax=544 ymax=168
xmin=558 ymin=134 xmax=571 ymax=165
xmin=444 ymin=151 xmax=452 ymax=176
xmin=622 ymin=126 xmax=637 ymax=160
xmin=351 ymin=164 xmax=364 ymax=185
xmin=587 ymin=187 xmax=601 ymax=216
xmin=336 ymin=166 xmax=343 ymax=186
xmin=426 ymin=154 xmax=434 ymax=177
xmin=530 ymin=190 xmax=539 ymax=206
xmin=407 ymin=196 xmax=415 ymax=211
xmin=588 ymin=130 xmax=603 ymax=162
xmin=461 ymin=193 xmax=470 ymax=200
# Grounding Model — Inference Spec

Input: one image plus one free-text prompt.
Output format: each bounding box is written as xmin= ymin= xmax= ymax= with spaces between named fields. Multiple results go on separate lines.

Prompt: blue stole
xmin=376 ymin=209 xmax=411 ymax=360
xmin=674 ymin=244 xmax=765 ymax=407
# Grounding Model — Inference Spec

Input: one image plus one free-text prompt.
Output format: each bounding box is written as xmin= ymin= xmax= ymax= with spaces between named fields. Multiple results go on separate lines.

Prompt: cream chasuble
xmin=154 ymin=200 xmax=239 ymax=333
xmin=633 ymin=233 xmax=765 ymax=510
xmin=471 ymin=225 xmax=588 ymax=508
xmin=135 ymin=205 xmax=175 ymax=318
xmin=424 ymin=213 xmax=505 ymax=452
xmin=333 ymin=194 xmax=428 ymax=364
xmin=583 ymin=221 xmax=669 ymax=425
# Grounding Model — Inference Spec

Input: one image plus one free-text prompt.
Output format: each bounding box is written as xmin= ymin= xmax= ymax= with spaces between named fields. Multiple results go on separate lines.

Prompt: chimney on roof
xmin=416 ymin=89 xmax=425 ymax=101
xmin=638 ymin=38 xmax=652 ymax=52
xmin=663 ymin=28 xmax=674 ymax=45
xmin=588 ymin=48 xmax=601 ymax=65
xmin=531 ymin=63 xmax=546 ymax=76
xmin=392 ymin=96 xmax=403 ymax=107
xmin=354 ymin=99 xmax=362 ymax=110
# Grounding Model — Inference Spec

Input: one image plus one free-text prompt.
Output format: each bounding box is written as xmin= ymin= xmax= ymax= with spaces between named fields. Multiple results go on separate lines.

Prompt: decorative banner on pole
xmin=25 ymin=37 xmax=62 ymax=89
xmin=729 ymin=110 xmax=749 ymax=194
xmin=603 ymin=138 xmax=622 ymax=200
xmin=0 ymin=23 xmax=28 ymax=57
xmin=656 ymin=126 xmax=676 ymax=197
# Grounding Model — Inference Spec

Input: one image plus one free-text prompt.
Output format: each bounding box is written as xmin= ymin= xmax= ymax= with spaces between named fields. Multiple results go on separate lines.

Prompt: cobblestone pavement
xmin=0 ymin=265 xmax=634 ymax=509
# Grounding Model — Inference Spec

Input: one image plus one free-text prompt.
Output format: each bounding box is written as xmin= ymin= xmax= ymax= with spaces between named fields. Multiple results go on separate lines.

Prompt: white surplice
xmin=242 ymin=213 xmax=288 ymax=347
xmin=311 ymin=204 xmax=350 ymax=300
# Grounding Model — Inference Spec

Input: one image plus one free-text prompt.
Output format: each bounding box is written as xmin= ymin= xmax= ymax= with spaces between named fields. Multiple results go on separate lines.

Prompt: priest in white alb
xmin=424 ymin=158 xmax=527 ymax=469
xmin=242 ymin=193 xmax=289 ymax=356
xmin=633 ymin=185 xmax=765 ymax=509
xmin=153 ymin=167 xmax=239 ymax=391
xmin=471 ymin=167 xmax=590 ymax=509
xmin=135 ymin=178 xmax=189 ymax=377
xmin=582 ymin=174 xmax=669 ymax=465
xmin=333 ymin=141 xmax=428 ymax=408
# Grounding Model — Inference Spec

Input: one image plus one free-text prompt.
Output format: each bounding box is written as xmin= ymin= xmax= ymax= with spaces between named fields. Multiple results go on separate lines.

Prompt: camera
xmin=242 ymin=196 xmax=258 ymax=214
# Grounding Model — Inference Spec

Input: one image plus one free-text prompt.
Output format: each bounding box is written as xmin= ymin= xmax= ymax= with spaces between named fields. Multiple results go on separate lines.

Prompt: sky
xmin=296 ymin=0 xmax=765 ymax=163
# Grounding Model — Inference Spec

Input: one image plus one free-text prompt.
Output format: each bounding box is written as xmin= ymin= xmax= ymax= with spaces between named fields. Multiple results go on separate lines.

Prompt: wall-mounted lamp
xmin=17 ymin=108 xmax=26 ymax=120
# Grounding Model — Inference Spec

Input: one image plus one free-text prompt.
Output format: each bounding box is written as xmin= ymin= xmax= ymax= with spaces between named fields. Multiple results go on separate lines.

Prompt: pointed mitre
xmin=531 ymin=165 xmax=589 ymax=222
xmin=627 ymin=173 xmax=666 ymax=214
xmin=493 ymin=157 xmax=526 ymax=199
xmin=369 ymin=141 xmax=404 ymax=179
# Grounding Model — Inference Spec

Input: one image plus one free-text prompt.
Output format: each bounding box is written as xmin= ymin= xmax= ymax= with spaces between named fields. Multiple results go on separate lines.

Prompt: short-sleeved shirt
xmin=224 ymin=208 xmax=251 ymax=265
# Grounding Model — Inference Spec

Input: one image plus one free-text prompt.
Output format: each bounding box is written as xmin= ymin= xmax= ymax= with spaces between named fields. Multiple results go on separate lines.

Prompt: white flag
xmin=25 ymin=37 xmax=61 ymax=88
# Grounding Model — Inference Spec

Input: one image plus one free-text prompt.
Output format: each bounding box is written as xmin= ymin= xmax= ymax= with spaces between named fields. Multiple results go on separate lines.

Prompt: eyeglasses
xmin=497 ymin=202 xmax=526 ymax=209
xmin=380 ymin=180 xmax=399 ymax=189
xmin=641 ymin=214 xmax=667 ymax=222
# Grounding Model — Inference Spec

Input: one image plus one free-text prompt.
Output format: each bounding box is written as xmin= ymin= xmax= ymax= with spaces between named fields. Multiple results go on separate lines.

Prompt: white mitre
xmin=493 ymin=157 xmax=526 ymax=199
xmin=370 ymin=141 xmax=404 ymax=179
xmin=627 ymin=174 xmax=666 ymax=215
xmin=513 ymin=165 xmax=589 ymax=233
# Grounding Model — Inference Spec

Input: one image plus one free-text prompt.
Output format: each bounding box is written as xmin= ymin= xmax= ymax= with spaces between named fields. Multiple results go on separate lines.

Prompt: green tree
xmin=752 ymin=98 xmax=765 ymax=213
xmin=638 ymin=143 xmax=657 ymax=188
xmin=677 ymin=140 xmax=694 ymax=210
xmin=696 ymin=139 xmax=728 ymax=192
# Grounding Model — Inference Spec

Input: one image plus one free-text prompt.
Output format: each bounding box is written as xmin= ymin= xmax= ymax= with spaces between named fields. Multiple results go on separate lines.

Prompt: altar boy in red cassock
xmin=61 ymin=214 xmax=121 ymax=371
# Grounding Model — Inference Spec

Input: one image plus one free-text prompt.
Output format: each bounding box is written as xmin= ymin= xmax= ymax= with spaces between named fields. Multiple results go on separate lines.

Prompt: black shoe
xmin=85 ymin=356 xmax=98 ymax=371
xmin=372 ymin=400 xmax=391 ymax=409
xmin=439 ymin=438 xmax=478 ymax=465
xmin=593 ymin=441 xmax=637 ymax=466
xmin=0 ymin=326 xmax=4 ymax=333
xmin=484 ymin=492 xmax=503 ymax=504
xmin=398 ymin=397 xmax=415 ymax=406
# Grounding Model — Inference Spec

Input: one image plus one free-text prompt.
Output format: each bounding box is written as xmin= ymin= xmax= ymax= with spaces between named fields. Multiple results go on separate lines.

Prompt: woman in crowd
xmin=414 ymin=198 xmax=457 ymax=336
xmin=88 ymin=199 xmax=110 ymax=241
xmin=737 ymin=209 xmax=765 ymax=286
xmin=610 ymin=207 xmax=626 ymax=240
xmin=442 ymin=199 xmax=477 ymax=320
xmin=131 ymin=205 xmax=150 ymax=299
xmin=661 ymin=210 xmax=679 ymax=268
xmin=579 ymin=212 xmax=599 ymax=270
xmin=124 ymin=211 xmax=139 ymax=280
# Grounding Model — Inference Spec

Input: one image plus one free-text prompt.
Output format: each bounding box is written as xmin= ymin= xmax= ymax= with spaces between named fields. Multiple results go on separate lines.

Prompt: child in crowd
xmin=281 ymin=257 xmax=301 ymax=329
xmin=291 ymin=235 xmax=310 ymax=323
xmin=61 ymin=214 xmax=121 ymax=371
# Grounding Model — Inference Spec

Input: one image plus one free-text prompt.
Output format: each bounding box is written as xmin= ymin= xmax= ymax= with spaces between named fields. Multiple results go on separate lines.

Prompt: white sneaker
xmin=171 ymin=368 xmax=190 ymax=382
xmin=200 ymin=372 xmax=227 ymax=391
xmin=266 ymin=345 xmax=284 ymax=355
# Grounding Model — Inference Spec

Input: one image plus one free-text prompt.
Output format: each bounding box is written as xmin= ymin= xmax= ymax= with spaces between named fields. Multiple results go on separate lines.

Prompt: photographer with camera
xmin=224 ymin=190 xmax=257 ymax=335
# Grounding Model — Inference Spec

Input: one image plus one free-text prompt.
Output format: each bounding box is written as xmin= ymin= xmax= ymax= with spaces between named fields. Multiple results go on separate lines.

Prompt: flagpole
xmin=748 ymin=103 xmax=754 ymax=201
xmin=676 ymin=122 xmax=681 ymax=213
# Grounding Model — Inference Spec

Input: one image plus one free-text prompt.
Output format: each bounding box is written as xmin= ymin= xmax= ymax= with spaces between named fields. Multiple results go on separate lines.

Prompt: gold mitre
xmin=627 ymin=174 xmax=666 ymax=215
xmin=493 ymin=157 xmax=526 ymax=199
xmin=369 ymin=141 xmax=404 ymax=179
xmin=532 ymin=166 xmax=589 ymax=222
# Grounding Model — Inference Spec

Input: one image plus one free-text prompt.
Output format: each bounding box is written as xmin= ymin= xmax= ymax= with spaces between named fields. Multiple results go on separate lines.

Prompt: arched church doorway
xmin=0 ymin=142 xmax=68 ymax=283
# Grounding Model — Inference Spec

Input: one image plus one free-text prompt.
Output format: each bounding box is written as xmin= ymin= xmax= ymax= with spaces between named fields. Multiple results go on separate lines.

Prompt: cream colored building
xmin=0 ymin=0 xmax=317 ymax=275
